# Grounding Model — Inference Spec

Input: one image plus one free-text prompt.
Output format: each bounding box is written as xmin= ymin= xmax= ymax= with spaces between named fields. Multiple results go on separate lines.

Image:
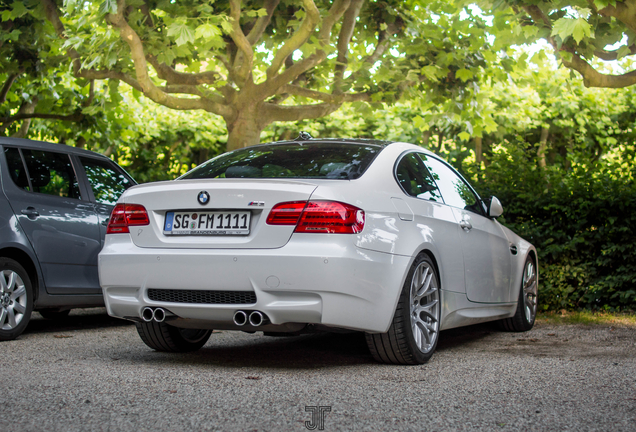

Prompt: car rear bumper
xmin=98 ymin=234 xmax=410 ymax=333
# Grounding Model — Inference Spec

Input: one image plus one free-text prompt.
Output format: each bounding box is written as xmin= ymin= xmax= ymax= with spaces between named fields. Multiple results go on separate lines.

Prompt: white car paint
xmin=99 ymin=141 xmax=536 ymax=337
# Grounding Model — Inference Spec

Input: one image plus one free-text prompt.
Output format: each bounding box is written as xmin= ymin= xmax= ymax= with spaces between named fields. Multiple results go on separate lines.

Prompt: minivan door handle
xmin=21 ymin=207 xmax=39 ymax=218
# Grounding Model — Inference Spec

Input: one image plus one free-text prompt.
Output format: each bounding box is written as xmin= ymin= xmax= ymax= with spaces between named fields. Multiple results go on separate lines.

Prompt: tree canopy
xmin=485 ymin=0 xmax=636 ymax=88
xmin=2 ymin=0 xmax=502 ymax=149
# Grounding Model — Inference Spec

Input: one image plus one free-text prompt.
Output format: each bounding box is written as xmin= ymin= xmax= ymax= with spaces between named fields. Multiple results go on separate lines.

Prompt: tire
xmin=135 ymin=321 xmax=212 ymax=352
xmin=365 ymin=253 xmax=441 ymax=365
xmin=499 ymin=255 xmax=538 ymax=332
xmin=0 ymin=258 xmax=33 ymax=341
xmin=38 ymin=309 xmax=71 ymax=320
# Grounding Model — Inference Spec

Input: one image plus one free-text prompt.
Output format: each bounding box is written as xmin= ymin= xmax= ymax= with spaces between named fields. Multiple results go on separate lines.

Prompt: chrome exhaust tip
xmin=233 ymin=310 xmax=248 ymax=326
xmin=141 ymin=307 xmax=154 ymax=322
xmin=153 ymin=308 xmax=166 ymax=323
xmin=249 ymin=311 xmax=268 ymax=327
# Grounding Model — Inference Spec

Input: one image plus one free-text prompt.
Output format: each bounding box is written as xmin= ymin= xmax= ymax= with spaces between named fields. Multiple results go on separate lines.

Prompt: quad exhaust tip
xmin=141 ymin=307 xmax=166 ymax=323
xmin=233 ymin=310 xmax=248 ymax=326
xmin=233 ymin=310 xmax=269 ymax=327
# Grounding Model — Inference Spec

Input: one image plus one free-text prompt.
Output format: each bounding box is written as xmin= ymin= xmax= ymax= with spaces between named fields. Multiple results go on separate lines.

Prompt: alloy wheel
xmin=0 ymin=269 xmax=28 ymax=331
xmin=409 ymin=261 xmax=440 ymax=353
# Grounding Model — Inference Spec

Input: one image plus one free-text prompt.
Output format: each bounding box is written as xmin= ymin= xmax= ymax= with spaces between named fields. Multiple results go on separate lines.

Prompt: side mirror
xmin=487 ymin=196 xmax=504 ymax=219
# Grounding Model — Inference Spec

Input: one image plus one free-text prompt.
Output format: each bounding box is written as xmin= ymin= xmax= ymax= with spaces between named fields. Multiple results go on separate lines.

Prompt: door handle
xmin=459 ymin=219 xmax=472 ymax=231
xmin=101 ymin=218 xmax=109 ymax=226
xmin=21 ymin=207 xmax=39 ymax=218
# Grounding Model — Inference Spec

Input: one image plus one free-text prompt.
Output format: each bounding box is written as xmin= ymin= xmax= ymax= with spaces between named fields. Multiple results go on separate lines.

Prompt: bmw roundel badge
xmin=197 ymin=191 xmax=210 ymax=205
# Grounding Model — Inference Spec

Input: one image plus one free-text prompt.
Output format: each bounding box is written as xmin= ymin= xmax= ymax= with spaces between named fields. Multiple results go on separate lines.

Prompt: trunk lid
xmin=122 ymin=179 xmax=318 ymax=249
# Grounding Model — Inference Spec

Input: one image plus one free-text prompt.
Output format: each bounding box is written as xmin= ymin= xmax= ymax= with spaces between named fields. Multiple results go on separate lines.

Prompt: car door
xmin=393 ymin=152 xmax=466 ymax=294
xmin=75 ymin=156 xmax=135 ymax=243
xmin=422 ymin=155 xmax=513 ymax=303
xmin=2 ymin=147 xmax=102 ymax=295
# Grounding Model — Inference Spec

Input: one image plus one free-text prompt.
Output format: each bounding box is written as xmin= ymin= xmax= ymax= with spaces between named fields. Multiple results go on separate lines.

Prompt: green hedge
xmin=470 ymin=150 xmax=636 ymax=311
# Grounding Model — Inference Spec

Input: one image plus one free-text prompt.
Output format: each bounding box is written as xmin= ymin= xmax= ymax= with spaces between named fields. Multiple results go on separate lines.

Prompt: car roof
xmin=257 ymin=137 xmax=392 ymax=148
xmin=0 ymin=137 xmax=112 ymax=160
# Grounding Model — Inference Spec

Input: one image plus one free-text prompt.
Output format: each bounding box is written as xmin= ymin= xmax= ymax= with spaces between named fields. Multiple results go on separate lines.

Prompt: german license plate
xmin=164 ymin=211 xmax=250 ymax=236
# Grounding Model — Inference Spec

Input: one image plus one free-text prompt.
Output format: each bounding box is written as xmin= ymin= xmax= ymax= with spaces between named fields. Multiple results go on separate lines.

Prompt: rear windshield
xmin=180 ymin=142 xmax=383 ymax=180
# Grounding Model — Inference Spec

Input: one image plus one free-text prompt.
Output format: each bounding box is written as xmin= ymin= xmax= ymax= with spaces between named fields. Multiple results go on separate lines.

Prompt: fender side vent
xmin=148 ymin=289 xmax=257 ymax=304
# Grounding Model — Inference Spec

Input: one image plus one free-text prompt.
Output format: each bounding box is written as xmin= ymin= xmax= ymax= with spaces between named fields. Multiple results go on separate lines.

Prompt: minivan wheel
xmin=135 ymin=321 xmax=212 ymax=352
xmin=0 ymin=258 xmax=33 ymax=341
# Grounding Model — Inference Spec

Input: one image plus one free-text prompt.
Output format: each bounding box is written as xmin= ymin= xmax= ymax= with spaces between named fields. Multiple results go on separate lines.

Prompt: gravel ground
xmin=1 ymin=308 xmax=635 ymax=432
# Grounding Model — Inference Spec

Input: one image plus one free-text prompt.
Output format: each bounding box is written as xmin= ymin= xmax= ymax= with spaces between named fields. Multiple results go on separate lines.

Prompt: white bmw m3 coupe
xmin=99 ymin=135 xmax=538 ymax=364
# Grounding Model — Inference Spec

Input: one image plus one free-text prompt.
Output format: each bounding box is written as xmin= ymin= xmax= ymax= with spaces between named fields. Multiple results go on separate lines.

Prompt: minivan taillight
xmin=106 ymin=204 xmax=150 ymax=234
xmin=266 ymin=201 xmax=364 ymax=234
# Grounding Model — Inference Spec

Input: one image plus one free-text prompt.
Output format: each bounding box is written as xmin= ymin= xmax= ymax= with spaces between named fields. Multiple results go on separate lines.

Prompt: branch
xmin=594 ymin=46 xmax=636 ymax=61
xmin=280 ymin=84 xmax=370 ymax=102
xmin=594 ymin=0 xmax=636 ymax=34
xmin=229 ymin=0 xmax=254 ymax=85
xmin=334 ymin=0 xmax=364 ymax=94
xmin=344 ymin=30 xmax=394 ymax=86
xmin=0 ymin=73 xmax=19 ymax=104
xmin=106 ymin=0 xmax=232 ymax=116
xmin=562 ymin=53 xmax=636 ymax=87
xmin=147 ymin=55 xmax=220 ymax=86
xmin=246 ymin=0 xmax=279 ymax=45
xmin=266 ymin=0 xmax=321 ymax=78
xmin=258 ymin=0 xmax=350 ymax=100
xmin=1 ymin=111 xmax=84 ymax=124
xmin=263 ymin=102 xmax=339 ymax=123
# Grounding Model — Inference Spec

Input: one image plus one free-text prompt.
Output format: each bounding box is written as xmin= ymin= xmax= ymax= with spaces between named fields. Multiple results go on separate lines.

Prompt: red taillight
xmin=266 ymin=201 xmax=364 ymax=234
xmin=266 ymin=201 xmax=307 ymax=225
xmin=106 ymin=204 xmax=150 ymax=234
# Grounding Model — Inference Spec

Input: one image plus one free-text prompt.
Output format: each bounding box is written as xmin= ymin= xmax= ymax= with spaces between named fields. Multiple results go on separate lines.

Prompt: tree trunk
xmin=475 ymin=136 xmax=483 ymax=167
xmin=537 ymin=127 xmax=549 ymax=169
xmin=12 ymin=99 xmax=38 ymax=139
xmin=422 ymin=129 xmax=432 ymax=148
xmin=225 ymin=106 xmax=265 ymax=151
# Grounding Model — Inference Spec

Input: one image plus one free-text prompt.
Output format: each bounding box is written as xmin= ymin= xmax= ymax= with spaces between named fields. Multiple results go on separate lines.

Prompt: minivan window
xmin=4 ymin=147 xmax=30 ymax=191
xmin=21 ymin=149 xmax=81 ymax=199
xmin=181 ymin=143 xmax=383 ymax=180
xmin=80 ymin=157 xmax=133 ymax=205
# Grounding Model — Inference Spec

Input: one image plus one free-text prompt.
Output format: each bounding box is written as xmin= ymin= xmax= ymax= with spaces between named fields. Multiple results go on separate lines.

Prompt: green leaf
xmin=458 ymin=131 xmax=471 ymax=141
xmin=617 ymin=45 xmax=631 ymax=60
xmin=11 ymin=1 xmax=29 ymax=18
xmin=552 ymin=18 xmax=592 ymax=44
xmin=456 ymin=68 xmax=473 ymax=82
xmin=98 ymin=0 xmax=117 ymax=15
xmin=167 ymin=22 xmax=195 ymax=46
xmin=195 ymin=23 xmax=221 ymax=40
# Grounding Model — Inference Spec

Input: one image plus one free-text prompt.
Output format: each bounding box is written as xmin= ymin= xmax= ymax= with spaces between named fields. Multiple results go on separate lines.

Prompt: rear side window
xmin=4 ymin=147 xmax=30 ymax=191
xmin=21 ymin=149 xmax=81 ymax=199
xmin=80 ymin=157 xmax=133 ymax=205
xmin=395 ymin=152 xmax=442 ymax=202
xmin=181 ymin=142 xmax=383 ymax=180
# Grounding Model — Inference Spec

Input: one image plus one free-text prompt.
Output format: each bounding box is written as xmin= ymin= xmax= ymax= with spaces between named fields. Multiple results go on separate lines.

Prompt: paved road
xmin=1 ymin=309 xmax=635 ymax=431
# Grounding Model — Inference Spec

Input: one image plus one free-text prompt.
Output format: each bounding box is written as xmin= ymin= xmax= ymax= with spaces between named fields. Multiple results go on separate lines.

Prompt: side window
xmin=21 ymin=149 xmax=81 ymax=199
xmin=395 ymin=152 xmax=442 ymax=202
xmin=80 ymin=157 xmax=133 ymax=206
xmin=423 ymin=156 xmax=484 ymax=215
xmin=4 ymin=147 xmax=30 ymax=191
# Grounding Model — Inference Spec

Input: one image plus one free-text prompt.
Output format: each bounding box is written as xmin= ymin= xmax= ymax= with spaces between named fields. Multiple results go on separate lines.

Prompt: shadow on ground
xmin=23 ymin=308 xmax=133 ymax=335
xmin=123 ymin=322 xmax=504 ymax=370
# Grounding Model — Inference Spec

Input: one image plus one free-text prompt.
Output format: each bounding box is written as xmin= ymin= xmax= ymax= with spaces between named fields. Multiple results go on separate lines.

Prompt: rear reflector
xmin=106 ymin=204 xmax=150 ymax=234
xmin=267 ymin=201 xmax=364 ymax=234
